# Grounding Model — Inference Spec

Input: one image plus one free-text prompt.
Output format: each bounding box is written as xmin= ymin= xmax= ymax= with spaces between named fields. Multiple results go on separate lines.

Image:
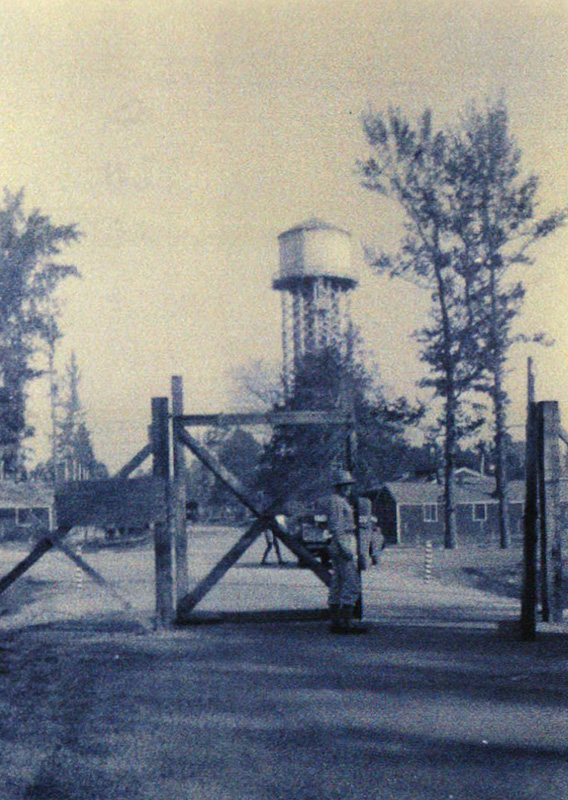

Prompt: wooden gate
xmin=0 ymin=378 xmax=358 ymax=630
xmin=0 ymin=405 xmax=167 ymax=627
xmin=161 ymin=376 xmax=356 ymax=625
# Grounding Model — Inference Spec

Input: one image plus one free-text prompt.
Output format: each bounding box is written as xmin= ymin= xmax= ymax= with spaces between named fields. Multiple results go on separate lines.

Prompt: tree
xmin=256 ymin=344 xmax=421 ymax=509
xmin=0 ymin=190 xmax=80 ymax=477
xmin=56 ymin=352 xmax=107 ymax=481
xmin=57 ymin=351 xmax=84 ymax=473
xmin=359 ymin=100 xmax=565 ymax=547
xmin=359 ymin=108 xmax=485 ymax=547
xmin=228 ymin=359 xmax=284 ymax=411
xmin=33 ymin=351 xmax=107 ymax=483
xmin=447 ymin=98 xmax=565 ymax=547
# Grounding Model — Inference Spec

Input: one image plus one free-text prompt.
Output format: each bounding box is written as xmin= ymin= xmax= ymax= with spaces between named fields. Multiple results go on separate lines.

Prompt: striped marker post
xmin=74 ymin=543 xmax=84 ymax=592
xmin=424 ymin=539 xmax=433 ymax=583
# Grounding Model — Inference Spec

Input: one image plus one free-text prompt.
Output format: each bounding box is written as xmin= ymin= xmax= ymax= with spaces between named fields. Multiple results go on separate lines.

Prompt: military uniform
xmin=327 ymin=470 xmax=365 ymax=634
xmin=327 ymin=492 xmax=360 ymax=607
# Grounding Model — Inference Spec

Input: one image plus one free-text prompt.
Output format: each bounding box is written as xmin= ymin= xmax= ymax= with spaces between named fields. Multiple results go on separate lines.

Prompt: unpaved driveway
xmin=1 ymin=614 xmax=567 ymax=800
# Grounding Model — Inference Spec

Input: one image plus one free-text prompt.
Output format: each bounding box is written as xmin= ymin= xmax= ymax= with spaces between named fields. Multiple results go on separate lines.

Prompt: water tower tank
xmin=273 ymin=219 xmax=358 ymax=398
xmin=274 ymin=218 xmax=357 ymax=290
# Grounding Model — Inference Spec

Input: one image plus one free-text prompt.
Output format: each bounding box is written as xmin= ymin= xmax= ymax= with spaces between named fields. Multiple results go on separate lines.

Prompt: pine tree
xmin=359 ymin=108 xmax=483 ymax=546
xmin=448 ymin=98 xmax=565 ymax=547
xmin=54 ymin=352 xmax=107 ymax=482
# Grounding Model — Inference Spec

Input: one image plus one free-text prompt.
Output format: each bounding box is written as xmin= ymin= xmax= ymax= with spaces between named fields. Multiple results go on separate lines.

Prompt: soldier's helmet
xmin=333 ymin=469 xmax=355 ymax=487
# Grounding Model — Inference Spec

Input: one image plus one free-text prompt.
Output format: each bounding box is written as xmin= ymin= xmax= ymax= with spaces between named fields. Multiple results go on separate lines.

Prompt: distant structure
xmin=273 ymin=218 xmax=358 ymax=398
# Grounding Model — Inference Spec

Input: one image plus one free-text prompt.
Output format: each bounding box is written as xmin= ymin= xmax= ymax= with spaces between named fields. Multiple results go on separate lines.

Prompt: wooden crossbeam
xmin=177 ymin=428 xmax=259 ymax=515
xmin=0 ymin=443 xmax=154 ymax=602
xmin=177 ymin=410 xmax=352 ymax=428
xmin=176 ymin=427 xmax=331 ymax=586
xmin=263 ymin=518 xmax=332 ymax=585
xmin=0 ymin=527 xmax=70 ymax=597
xmin=113 ymin=443 xmax=152 ymax=479
xmin=176 ymin=518 xmax=266 ymax=618
xmin=55 ymin=540 xmax=134 ymax=611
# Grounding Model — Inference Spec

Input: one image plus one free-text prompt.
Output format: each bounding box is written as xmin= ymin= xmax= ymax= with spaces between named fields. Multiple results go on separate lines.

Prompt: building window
xmin=31 ymin=507 xmax=50 ymax=527
xmin=473 ymin=503 xmax=487 ymax=522
xmin=423 ymin=504 xmax=438 ymax=522
xmin=16 ymin=508 xmax=32 ymax=527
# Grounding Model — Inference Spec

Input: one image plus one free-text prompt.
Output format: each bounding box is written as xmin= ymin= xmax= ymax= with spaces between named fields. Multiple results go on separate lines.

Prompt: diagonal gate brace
xmin=176 ymin=517 xmax=267 ymax=618
xmin=176 ymin=427 xmax=332 ymax=613
xmin=0 ymin=526 xmax=71 ymax=597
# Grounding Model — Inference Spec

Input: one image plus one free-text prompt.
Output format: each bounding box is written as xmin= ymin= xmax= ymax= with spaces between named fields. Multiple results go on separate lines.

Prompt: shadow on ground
xmin=0 ymin=613 xmax=567 ymax=800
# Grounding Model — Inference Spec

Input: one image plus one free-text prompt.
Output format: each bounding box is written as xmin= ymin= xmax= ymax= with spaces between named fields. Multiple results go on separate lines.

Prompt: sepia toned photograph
xmin=0 ymin=1 xmax=567 ymax=797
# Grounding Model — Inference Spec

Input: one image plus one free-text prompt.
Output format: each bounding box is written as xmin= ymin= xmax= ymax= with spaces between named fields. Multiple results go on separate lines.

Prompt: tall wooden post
xmin=538 ymin=401 xmax=563 ymax=623
xmin=357 ymin=496 xmax=373 ymax=571
xmin=171 ymin=376 xmax=188 ymax=608
xmin=520 ymin=401 xmax=538 ymax=640
xmin=527 ymin=357 xmax=535 ymax=407
xmin=346 ymin=420 xmax=363 ymax=620
xmin=152 ymin=397 xmax=174 ymax=627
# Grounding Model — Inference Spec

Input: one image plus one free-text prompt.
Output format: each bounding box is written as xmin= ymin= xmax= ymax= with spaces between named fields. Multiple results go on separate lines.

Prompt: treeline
xmin=188 ymin=345 xmax=526 ymax=523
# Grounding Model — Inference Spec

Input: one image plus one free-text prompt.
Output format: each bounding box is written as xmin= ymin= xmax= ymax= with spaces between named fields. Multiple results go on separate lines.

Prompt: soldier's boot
xmin=339 ymin=605 xmax=367 ymax=635
xmin=328 ymin=604 xmax=343 ymax=634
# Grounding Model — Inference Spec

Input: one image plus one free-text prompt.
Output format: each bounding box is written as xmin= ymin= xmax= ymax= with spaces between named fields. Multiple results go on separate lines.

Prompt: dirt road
xmin=1 ymin=614 xmax=567 ymax=800
xmin=0 ymin=532 xmax=566 ymax=798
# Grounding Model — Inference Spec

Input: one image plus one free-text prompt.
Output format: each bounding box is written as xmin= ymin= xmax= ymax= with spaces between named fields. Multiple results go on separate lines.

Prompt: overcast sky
xmin=3 ymin=0 xmax=568 ymax=471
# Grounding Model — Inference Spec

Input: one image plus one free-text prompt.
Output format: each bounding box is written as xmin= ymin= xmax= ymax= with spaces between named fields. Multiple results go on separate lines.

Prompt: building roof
xmin=382 ymin=479 xmax=525 ymax=506
xmin=0 ymin=481 xmax=54 ymax=508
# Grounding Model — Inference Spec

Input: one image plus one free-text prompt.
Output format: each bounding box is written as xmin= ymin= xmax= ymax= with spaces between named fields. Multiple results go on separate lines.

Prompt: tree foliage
xmin=360 ymin=107 xmax=479 ymax=546
xmin=0 ymin=190 xmax=81 ymax=476
xmin=255 ymin=345 xmax=422 ymax=508
xmin=448 ymin=99 xmax=565 ymax=546
xmin=359 ymin=98 xmax=565 ymax=547
xmin=33 ymin=352 xmax=107 ymax=483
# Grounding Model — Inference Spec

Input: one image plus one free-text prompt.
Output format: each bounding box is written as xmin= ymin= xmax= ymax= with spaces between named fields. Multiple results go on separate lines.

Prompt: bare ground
xmin=1 ymin=615 xmax=568 ymax=800
xmin=0 ymin=535 xmax=567 ymax=799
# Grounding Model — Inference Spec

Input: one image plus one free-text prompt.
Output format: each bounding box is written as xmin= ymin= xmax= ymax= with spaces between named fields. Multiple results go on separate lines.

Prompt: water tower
xmin=273 ymin=218 xmax=358 ymax=398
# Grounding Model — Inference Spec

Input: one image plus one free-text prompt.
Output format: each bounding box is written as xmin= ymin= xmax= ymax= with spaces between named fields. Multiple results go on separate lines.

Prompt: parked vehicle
xmin=296 ymin=513 xmax=331 ymax=566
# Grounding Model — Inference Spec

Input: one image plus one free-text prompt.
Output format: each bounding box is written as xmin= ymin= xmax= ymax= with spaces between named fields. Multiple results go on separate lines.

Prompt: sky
xmin=1 ymin=0 xmax=568 ymax=471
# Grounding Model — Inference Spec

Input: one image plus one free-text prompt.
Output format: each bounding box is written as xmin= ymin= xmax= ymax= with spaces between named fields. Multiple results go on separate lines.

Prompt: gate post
xmin=152 ymin=397 xmax=174 ymax=627
xmin=346 ymin=417 xmax=363 ymax=620
xmin=521 ymin=401 xmax=538 ymax=640
xmin=171 ymin=376 xmax=188 ymax=608
xmin=538 ymin=401 xmax=563 ymax=623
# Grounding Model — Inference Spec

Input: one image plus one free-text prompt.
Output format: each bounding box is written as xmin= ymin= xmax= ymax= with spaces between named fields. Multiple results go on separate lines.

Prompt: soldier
xmin=327 ymin=470 xmax=366 ymax=634
xmin=369 ymin=516 xmax=385 ymax=565
xmin=260 ymin=516 xmax=285 ymax=565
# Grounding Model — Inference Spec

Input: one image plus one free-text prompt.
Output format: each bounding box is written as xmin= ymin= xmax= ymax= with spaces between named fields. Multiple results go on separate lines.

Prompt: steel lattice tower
xmin=273 ymin=219 xmax=358 ymax=399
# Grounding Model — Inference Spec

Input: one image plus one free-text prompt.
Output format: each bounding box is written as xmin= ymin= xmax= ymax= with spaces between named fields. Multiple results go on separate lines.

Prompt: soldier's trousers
xmin=328 ymin=551 xmax=360 ymax=607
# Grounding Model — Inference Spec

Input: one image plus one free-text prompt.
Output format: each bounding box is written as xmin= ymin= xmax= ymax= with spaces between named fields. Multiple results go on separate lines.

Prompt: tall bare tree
xmin=359 ymin=109 xmax=484 ymax=547
xmin=359 ymin=100 xmax=565 ymax=547
xmin=445 ymin=98 xmax=565 ymax=547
